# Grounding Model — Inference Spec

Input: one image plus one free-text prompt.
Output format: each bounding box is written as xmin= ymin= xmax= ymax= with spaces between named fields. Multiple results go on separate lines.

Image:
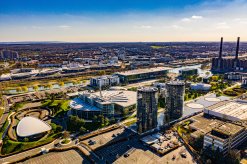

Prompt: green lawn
xmin=177 ymin=121 xmax=192 ymax=140
xmin=1 ymin=133 xmax=61 ymax=155
xmin=0 ymin=108 xmax=4 ymax=118
xmin=42 ymin=99 xmax=70 ymax=116
xmin=0 ymin=120 xmax=9 ymax=139
xmin=223 ymin=85 xmax=246 ymax=97
xmin=150 ymin=46 xmax=165 ymax=49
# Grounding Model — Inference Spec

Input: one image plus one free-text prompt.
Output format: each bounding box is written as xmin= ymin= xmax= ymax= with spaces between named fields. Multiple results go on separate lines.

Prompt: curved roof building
xmin=16 ymin=116 xmax=51 ymax=138
xmin=70 ymin=90 xmax=137 ymax=119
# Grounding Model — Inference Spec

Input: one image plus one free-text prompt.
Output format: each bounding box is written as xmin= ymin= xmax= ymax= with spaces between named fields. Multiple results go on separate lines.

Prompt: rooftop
xmin=116 ymin=67 xmax=171 ymax=76
xmin=205 ymin=100 xmax=247 ymax=121
xmin=90 ymin=90 xmax=137 ymax=107
xmin=138 ymin=87 xmax=158 ymax=92
xmin=212 ymin=122 xmax=244 ymax=136
xmin=70 ymin=90 xmax=137 ymax=111
xmin=16 ymin=116 xmax=51 ymax=137
xmin=167 ymin=80 xmax=185 ymax=86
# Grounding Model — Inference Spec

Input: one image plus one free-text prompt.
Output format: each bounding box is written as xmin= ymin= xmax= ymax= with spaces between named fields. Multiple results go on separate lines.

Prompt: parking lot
xmin=81 ymin=127 xmax=133 ymax=150
xmin=22 ymin=150 xmax=90 ymax=164
xmin=96 ymin=136 xmax=145 ymax=163
xmin=115 ymin=146 xmax=196 ymax=164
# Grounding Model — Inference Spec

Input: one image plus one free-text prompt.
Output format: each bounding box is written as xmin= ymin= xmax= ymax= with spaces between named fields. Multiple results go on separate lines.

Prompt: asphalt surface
xmin=0 ymin=95 xmax=9 ymax=128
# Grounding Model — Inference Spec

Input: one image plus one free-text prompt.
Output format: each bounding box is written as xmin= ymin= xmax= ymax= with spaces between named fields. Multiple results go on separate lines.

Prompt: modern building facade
xmin=211 ymin=37 xmax=247 ymax=73
xmin=242 ymin=77 xmax=247 ymax=88
xmin=190 ymin=83 xmax=211 ymax=91
xmin=137 ymin=87 xmax=158 ymax=134
xmin=0 ymin=50 xmax=19 ymax=60
xmin=203 ymin=122 xmax=247 ymax=155
xmin=90 ymin=75 xmax=120 ymax=89
xmin=70 ymin=90 xmax=137 ymax=119
xmin=179 ymin=68 xmax=198 ymax=77
xmin=115 ymin=67 xmax=171 ymax=84
xmin=164 ymin=81 xmax=185 ymax=124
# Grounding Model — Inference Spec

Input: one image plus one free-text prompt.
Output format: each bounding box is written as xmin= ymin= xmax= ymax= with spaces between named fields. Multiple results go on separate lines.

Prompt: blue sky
xmin=1 ymin=0 xmax=203 ymax=14
xmin=0 ymin=0 xmax=246 ymax=42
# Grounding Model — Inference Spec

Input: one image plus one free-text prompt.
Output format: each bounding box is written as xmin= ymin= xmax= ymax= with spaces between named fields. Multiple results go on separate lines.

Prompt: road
xmin=0 ymin=96 xmax=9 ymax=128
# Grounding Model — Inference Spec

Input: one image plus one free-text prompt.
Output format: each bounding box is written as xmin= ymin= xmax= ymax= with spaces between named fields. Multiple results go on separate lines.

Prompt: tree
xmin=22 ymin=86 xmax=28 ymax=92
xmin=225 ymin=150 xmax=241 ymax=164
xmin=56 ymin=125 xmax=63 ymax=132
xmin=79 ymin=127 xmax=86 ymax=134
xmin=63 ymin=131 xmax=70 ymax=139
xmin=98 ymin=70 xmax=106 ymax=76
xmin=33 ymin=85 xmax=39 ymax=91
xmin=23 ymin=137 xmax=29 ymax=142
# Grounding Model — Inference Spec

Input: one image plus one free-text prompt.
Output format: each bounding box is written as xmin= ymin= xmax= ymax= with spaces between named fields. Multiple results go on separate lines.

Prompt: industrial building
xmin=90 ymin=75 xmax=120 ymax=89
xmin=204 ymin=100 xmax=247 ymax=122
xmin=137 ymin=87 xmax=158 ymax=134
xmin=70 ymin=90 xmax=137 ymax=119
xmin=211 ymin=37 xmax=247 ymax=73
xmin=164 ymin=81 xmax=185 ymax=123
xmin=115 ymin=67 xmax=171 ymax=84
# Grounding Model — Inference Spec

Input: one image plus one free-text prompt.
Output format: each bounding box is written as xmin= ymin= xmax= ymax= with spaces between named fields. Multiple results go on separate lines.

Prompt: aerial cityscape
xmin=0 ymin=0 xmax=247 ymax=164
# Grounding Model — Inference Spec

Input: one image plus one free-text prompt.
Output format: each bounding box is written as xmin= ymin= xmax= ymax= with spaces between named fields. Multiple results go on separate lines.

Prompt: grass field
xmin=1 ymin=133 xmax=61 ymax=155
xmin=150 ymin=46 xmax=166 ymax=49
xmin=42 ymin=99 xmax=70 ymax=116
xmin=0 ymin=120 xmax=9 ymax=139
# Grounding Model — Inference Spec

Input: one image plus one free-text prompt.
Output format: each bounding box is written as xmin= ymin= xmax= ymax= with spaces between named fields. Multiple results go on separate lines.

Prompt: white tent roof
xmin=16 ymin=116 xmax=51 ymax=137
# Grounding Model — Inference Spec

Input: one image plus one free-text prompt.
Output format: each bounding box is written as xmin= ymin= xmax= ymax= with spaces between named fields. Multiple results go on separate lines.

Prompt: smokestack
xmin=235 ymin=37 xmax=240 ymax=60
xmin=219 ymin=37 xmax=223 ymax=59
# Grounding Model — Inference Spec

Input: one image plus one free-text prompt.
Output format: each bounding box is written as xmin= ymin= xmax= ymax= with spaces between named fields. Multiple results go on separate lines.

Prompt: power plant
xmin=211 ymin=37 xmax=247 ymax=73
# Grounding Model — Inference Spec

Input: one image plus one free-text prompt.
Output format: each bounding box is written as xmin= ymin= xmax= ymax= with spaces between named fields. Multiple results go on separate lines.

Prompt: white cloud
xmin=58 ymin=25 xmax=72 ymax=29
xmin=171 ymin=25 xmax=183 ymax=29
xmin=233 ymin=18 xmax=247 ymax=24
xmin=191 ymin=15 xmax=203 ymax=19
xmin=181 ymin=18 xmax=191 ymax=22
xmin=216 ymin=22 xmax=230 ymax=29
xmin=134 ymin=25 xmax=152 ymax=29
xmin=181 ymin=15 xmax=203 ymax=22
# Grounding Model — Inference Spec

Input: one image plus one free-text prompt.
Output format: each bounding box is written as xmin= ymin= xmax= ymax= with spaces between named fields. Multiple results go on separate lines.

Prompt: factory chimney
xmin=219 ymin=37 xmax=223 ymax=59
xmin=235 ymin=37 xmax=240 ymax=60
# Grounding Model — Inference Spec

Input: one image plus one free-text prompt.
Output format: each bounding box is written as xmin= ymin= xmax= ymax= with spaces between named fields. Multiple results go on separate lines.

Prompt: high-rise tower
xmin=165 ymin=81 xmax=185 ymax=123
xmin=234 ymin=37 xmax=240 ymax=70
xmin=217 ymin=37 xmax=223 ymax=70
xmin=137 ymin=87 xmax=158 ymax=134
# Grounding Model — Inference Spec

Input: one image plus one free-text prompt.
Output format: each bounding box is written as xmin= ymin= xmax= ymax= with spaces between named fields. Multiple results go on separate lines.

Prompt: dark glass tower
xmin=165 ymin=81 xmax=185 ymax=124
xmin=137 ymin=87 xmax=158 ymax=134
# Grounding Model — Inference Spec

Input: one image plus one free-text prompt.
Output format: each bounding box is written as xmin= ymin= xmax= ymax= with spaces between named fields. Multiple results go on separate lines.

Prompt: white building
xmin=90 ymin=75 xmax=120 ymax=89
xmin=190 ymin=83 xmax=211 ymax=91
xmin=16 ymin=116 xmax=51 ymax=138
xmin=204 ymin=100 xmax=247 ymax=122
